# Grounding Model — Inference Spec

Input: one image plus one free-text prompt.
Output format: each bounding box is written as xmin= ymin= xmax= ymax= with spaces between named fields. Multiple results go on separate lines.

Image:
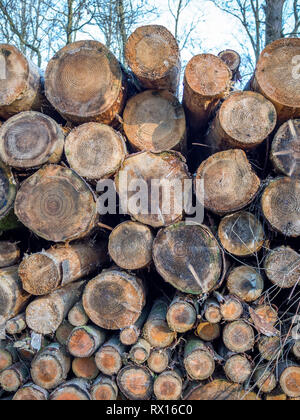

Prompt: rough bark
xmin=95 ymin=335 xmax=125 ymax=376
xmin=50 ymin=379 xmax=91 ymax=400
xmin=91 ymin=376 xmax=118 ymax=401
xmin=184 ymin=338 xmax=215 ymax=381
xmin=129 ymin=338 xmax=151 ymax=365
xmin=68 ymin=302 xmax=89 ymax=328
xmin=67 ymin=325 xmax=106 ymax=358
xmin=0 ymin=241 xmax=20 ymax=268
xmin=117 ymin=365 xmax=153 ymax=400
xmin=13 ymin=383 xmax=49 ymax=400
xmin=166 ymin=295 xmax=198 ymax=333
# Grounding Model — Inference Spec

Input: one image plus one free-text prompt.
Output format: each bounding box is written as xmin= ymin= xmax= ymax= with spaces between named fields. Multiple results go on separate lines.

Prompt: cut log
xmin=119 ymin=305 xmax=149 ymax=346
xmin=218 ymin=49 xmax=241 ymax=81
xmin=95 ymin=335 xmax=125 ymax=376
xmin=279 ymin=364 xmax=300 ymax=398
xmin=67 ymin=325 xmax=106 ymax=358
xmin=143 ymin=299 xmax=176 ymax=348
xmin=251 ymin=38 xmax=300 ymax=122
xmin=196 ymin=150 xmax=260 ymax=215
xmin=13 ymin=383 xmax=49 ymax=400
xmin=251 ymin=304 xmax=278 ymax=328
xmin=91 ymin=376 xmax=118 ymax=401
xmin=0 ymin=111 xmax=64 ymax=169
xmin=183 ymin=54 xmax=232 ymax=134
xmin=258 ymin=336 xmax=281 ymax=361
xmin=184 ymin=338 xmax=215 ymax=380
xmin=129 ymin=339 xmax=151 ymax=365
xmin=30 ymin=343 xmax=71 ymax=390
xmin=0 ymin=241 xmax=20 ymax=268
xmin=166 ymin=295 xmax=198 ymax=333
xmin=185 ymin=379 xmax=239 ymax=400
xmin=0 ymin=343 xmax=17 ymax=372
xmin=26 ymin=281 xmax=85 ymax=335
xmin=261 ymin=177 xmax=300 ymax=237
xmin=123 ymin=90 xmax=186 ymax=152
xmin=108 ymin=221 xmax=154 ymax=270
xmin=45 ymin=41 xmax=126 ymax=125
xmin=253 ymin=367 xmax=277 ymax=393
xmin=0 ymin=362 xmax=29 ymax=392
xmin=55 ymin=321 xmax=73 ymax=346
xmin=206 ymin=91 xmax=277 ymax=150
xmin=220 ymin=296 xmax=244 ymax=321
xmin=196 ymin=321 xmax=221 ymax=342
xmin=223 ymin=320 xmax=255 ymax=353
xmin=125 ymin=25 xmax=180 ymax=93
xmin=19 ymin=241 xmax=107 ymax=296
xmin=68 ymin=302 xmax=89 ymax=327
xmin=0 ymin=161 xmax=17 ymax=220
xmin=14 ymin=164 xmax=98 ymax=243
xmin=6 ymin=313 xmax=26 ymax=335
xmin=204 ymin=299 xmax=222 ymax=324
xmin=227 ymin=266 xmax=264 ymax=303
xmin=83 ymin=269 xmax=146 ymax=330
xmin=153 ymin=370 xmax=182 ymax=400
xmin=266 ymin=389 xmax=287 ymax=400
xmin=292 ymin=341 xmax=300 ymax=360
xmin=115 ymin=151 xmax=191 ymax=228
xmin=65 ymin=123 xmax=127 ymax=180
xmin=270 ymin=119 xmax=300 ymax=177
xmin=50 ymin=379 xmax=91 ymax=400
xmin=264 ymin=246 xmax=300 ymax=289
xmin=147 ymin=349 xmax=170 ymax=374
xmin=72 ymin=357 xmax=99 ymax=380
xmin=117 ymin=365 xmax=153 ymax=400
xmin=224 ymin=354 xmax=252 ymax=384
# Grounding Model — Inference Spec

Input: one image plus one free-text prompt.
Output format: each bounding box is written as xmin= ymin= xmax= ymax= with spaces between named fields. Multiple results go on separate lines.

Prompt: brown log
xmin=13 ymin=383 xmax=49 ymax=400
xmin=123 ymin=90 xmax=186 ymax=152
xmin=72 ymin=357 xmax=99 ymax=380
xmin=261 ymin=177 xmax=300 ymax=237
xmin=65 ymin=123 xmax=127 ymax=180
xmin=6 ymin=313 xmax=26 ymax=335
xmin=115 ymin=151 xmax=191 ymax=228
xmin=218 ymin=49 xmax=241 ymax=80
xmin=0 ymin=161 xmax=17 ymax=220
xmin=153 ymin=222 xmax=223 ymax=294
xmin=14 ymin=164 xmax=98 ymax=243
xmin=119 ymin=305 xmax=149 ymax=346
xmin=0 ymin=362 xmax=29 ymax=392
xmin=91 ymin=376 xmax=118 ymax=401
xmin=166 ymin=295 xmax=198 ymax=333
xmin=68 ymin=302 xmax=89 ymax=327
xmin=67 ymin=325 xmax=106 ymax=358
xmin=55 ymin=320 xmax=73 ymax=346
xmin=125 ymin=25 xmax=180 ymax=93
xmin=251 ymin=38 xmax=300 ymax=123
xmin=184 ymin=338 xmax=215 ymax=380
xmin=292 ymin=341 xmax=300 ymax=360
xmin=227 ymin=266 xmax=264 ymax=303
xmin=223 ymin=320 xmax=255 ymax=353
xmin=253 ymin=367 xmax=277 ymax=393
xmin=117 ymin=365 xmax=153 ymax=400
xmin=153 ymin=370 xmax=183 ymax=400
xmin=185 ymin=379 xmax=240 ymax=401
xmin=224 ymin=354 xmax=252 ymax=384
xmin=251 ymin=304 xmax=278 ymax=328
xmin=266 ymin=388 xmax=287 ymax=400
xmin=83 ymin=269 xmax=146 ymax=330
xmin=220 ymin=296 xmax=243 ymax=321
xmin=279 ymin=364 xmax=300 ymax=398
xmin=0 ymin=241 xmax=20 ymax=268
xmin=0 ymin=343 xmax=17 ymax=372
xmin=26 ymin=281 xmax=85 ymax=335
xmin=147 ymin=349 xmax=170 ymax=374
xmin=95 ymin=335 xmax=125 ymax=376
xmin=19 ymin=241 xmax=107 ymax=296
xmin=45 ymin=41 xmax=126 ymax=125
xmin=196 ymin=150 xmax=260 ymax=215
xmin=50 ymin=379 xmax=91 ymax=400
xmin=270 ymin=119 xmax=300 ymax=177
xmin=264 ymin=246 xmax=300 ymax=289
xmin=258 ymin=336 xmax=282 ymax=361
xmin=129 ymin=338 xmax=151 ymax=365
xmin=0 ymin=111 xmax=64 ymax=169
xmin=196 ymin=322 xmax=221 ymax=342
xmin=204 ymin=299 xmax=222 ymax=324
xmin=183 ymin=54 xmax=232 ymax=133
xmin=108 ymin=221 xmax=154 ymax=270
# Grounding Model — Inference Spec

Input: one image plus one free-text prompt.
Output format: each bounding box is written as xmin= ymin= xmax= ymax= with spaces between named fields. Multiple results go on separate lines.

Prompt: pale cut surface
xmin=264 ymin=246 xmax=300 ymax=289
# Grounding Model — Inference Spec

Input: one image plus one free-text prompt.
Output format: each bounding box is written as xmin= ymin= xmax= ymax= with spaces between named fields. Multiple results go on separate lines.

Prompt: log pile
xmin=0 ymin=28 xmax=299 ymax=401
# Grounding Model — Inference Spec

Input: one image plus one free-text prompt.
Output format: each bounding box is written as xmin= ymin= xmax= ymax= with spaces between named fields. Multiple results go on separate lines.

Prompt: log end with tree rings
xmin=153 ymin=222 xmax=222 ymax=295
xmin=108 ymin=221 xmax=154 ymax=270
xmin=196 ymin=149 xmax=260 ymax=215
xmin=95 ymin=342 xmax=124 ymax=376
xmin=261 ymin=177 xmax=300 ymax=237
xmin=67 ymin=326 xmax=105 ymax=358
xmin=125 ymin=25 xmax=180 ymax=93
xmin=166 ymin=300 xmax=197 ymax=333
xmin=123 ymin=90 xmax=186 ymax=153
xmin=227 ymin=266 xmax=264 ymax=302
xmin=0 ymin=160 xmax=16 ymax=220
xmin=153 ymin=370 xmax=182 ymax=400
xmin=270 ymin=119 xmax=300 ymax=178
xmin=14 ymin=164 xmax=98 ymax=243
xmin=220 ymin=297 xmax=243 ymax=322
xmin=218 ymin=49 xmax=241 ymax=76
xmin=13 ymin=383 xmax=49 ymax=400
xmin=279 ymin=365 xmax=300 ymax=398
xmin=0 ymin=241 xmax=20 ymax=268
xmin=252 ymin=38 xmax=300 ymax=122
xmin=45 ymin=41 xmax=126 ymax=125
xmin=223 ymin=320 xmax=255 ymax=353
xmin=147 ymin=349 xmax=170 ymax=374
xmin=254 ymin=368 xmax=277 ymax=394
xmin=91 ymin=377 xmax=118 ymax=401
xmin=50 ymin=379 xmax=91 ymax=400
xmin=72 ymin=357 xmax=99 ymax=380
xmin=258 ymin=336 xmax=281 ymax=361
xmin=117 ymin=365 xmax=153 ymax=400
xmin=224 ymin=355 xmax=252 ymax=384
xmin=82 ymin=269 xmax=146 ymax=330
xmin=0 ymin=112 xmax=64 ymax=169
xmin=184 ymin=379 xmax=240 ymax=401
xmin=115 ymin=151 xmax=191 ymax=228
xmin=65 ymin=123 xmax=127 ymax=181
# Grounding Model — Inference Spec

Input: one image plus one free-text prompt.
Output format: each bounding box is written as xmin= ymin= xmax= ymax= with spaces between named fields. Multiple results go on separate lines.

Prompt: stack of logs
xmin=0 ymin=26 xmax=299 ymax=401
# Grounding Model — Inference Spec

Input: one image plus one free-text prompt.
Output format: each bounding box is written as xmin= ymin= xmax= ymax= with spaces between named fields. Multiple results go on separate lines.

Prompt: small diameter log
xmin=125 ymin=25 xmax=180 ymax=93
xmin=153 ymin=222 xmax=222 ymax=295
xmin=72 ymin=357 xmax=99 ymax=380
xmin=0 ymin=112 xmax=64 ymax=169
xmin=0 ymin=241 xmax=20 ymax=268
xmin=223 ymin=320 xmax=255 ymax=353
xmin=68 ymin=302 xmax=89 ymax=327
xmin=115 ymin=151 xmax=190 ymax=228
xmin=83 ymin=269 xmax=146 ymax=330
xmin=166 ymin=295 xmax=198 ymax=333
xmin=184 ymin=338 xmax=215 ymax=381
xmin=220 ymin=297 xmax=243 ymax=322
xmin=147 ymin=349 xmax=170 ymax=374
xmin=120 ymin=305 xmax=149 ymax=346
xmin=196 ymin=322 xmax=221 ymax=342
xmin=117 ymin=365 xmax=153 ymax=400
xmin=19 ymin=240 xmax=107 ymax=296
xmin=251 ymin=38 xmax=300 ymax=122
xmin=264 ymin=246 xmax=300 ymax=289
xmin=14 ymin=165 xmax=98 ymax=243
xmin=143 ymin=299 xmax=176 ymax=349
xmin=183 ymin=54 xmax=232 ymax=134
xmin=271 ymin=119 xmax=300 ymax=177
xmin=91 ymin=376 xmax=118 ymax=401
xmin=279 ymin=364 xmax=300 ymax=398
xmin=0 ymin=343 xmax=17 ymax=372
xmin=65 ymin=123 xmax=127 ymax=180
xmin=258 ymin=336 xmax=282 ymax=361
xmin=55 ymin=320 xmax=74 ymax=346
xmin=95 ymin=336 xmax=125 ymax=376
xmin=227 ymin=266 xmax=264 ymax=303
xmin=153 ymin=370 xmax=183 ymax=401
xmin=31 ymin=343 xmax=71 ymax=390
xmin=207 ymin=91 xmax=276 ymax=151
xmin=50 ymin=379 xmax=91 ymax=401
xmin=196 ymin=150 xmax=260 ymax=215
xmin=218 ymin=49 xmax=241 ymax=81
xmin=123 ymin=90 xmax=186 ymax=153
xmin=253 ymin=367 xmax=277 ymax=394
xmin=129 ymin=338 xmax=151 ymax=365
xmin=292 ymin=341 xmax=300 ymax=360
xmin=67 ymin=325 xmax=106 ymax=358
xmin=109 ymin=221 xmax=154 ymax=270
xmin=185 ymin=379 xmax=240 ymax=401
xmin=0 ymin=161 xmax=17 ymax=220
xmin=13 ymin=383 xmax=49 ymax=400
xmin=224 ymin=355 xmax=252 ymax=384
xmin=0 ymin=362 xmax=29 ymax=392
xmin=251 ymin=304 xmax=278 ymax=328
xmin=6 ymin=313 xmax=26 ymax=335
xmin=45 ymin=41 xmax=126 ymax=125
xmin=204 ymin=299 xmax=222 ymax=324
xmin=261 ymin=177 xmax=300 ymax=237
xmin=26 ymin=281 xmax=85 ymax=335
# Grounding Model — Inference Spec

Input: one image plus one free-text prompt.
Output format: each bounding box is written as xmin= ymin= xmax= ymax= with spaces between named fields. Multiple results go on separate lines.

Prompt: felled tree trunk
xmin=119 ymin=305 xmax=150 ymax=346
xmin=68 ymin=302 xmax=89 ymax=328
xmin=223 ymin=320 xmax=255 ymax=353
xmin=67 ymin=325 xmax=106 ymax=358
xmin=224 ymin=354 xmax=252 ymax=384
xmin=196 ymin=322 xmax=220 ymax=342
xmin=95 ymin=335 xmax=125 ymax=376
xmin=0 ymin=362 xmax=29 ymax=392
xmin=218 ymin=49 xmax=241 ymax=81
xmin=72 ymin=357 xmax=99 ymax=380
xmin=220 ymin=296 xmax=244 ymax=322
xmin=153 ymin=370 xmax=183 ymax=400
xmin=166 ymin=294 xmax=198 ymax=333
xmin=129 ymin=339 xmax=151 ymax=365
xmin=5 ymin=313 xmax=26 ymax=335
xmin=0 ymin=343 xmax=18 ymax=372
xmin=253 ymin=367 xmax=277 ymax=394
xmin=278 ymin=364 xmax=300 ymax=398
xmin=13 ymin=383 xmax=49 ymax=400
xmin=203 ymin=299 xmax=222 ymax=324
xmin=147 ymin=349 xmax=171 ymax=374
xmin=227 ymin=266 xmax=264 ymax=302
xmin=184 ymin=338 xmax=215 ymax=381
xmin=0 ymin=241 xmax=20 ymax=268
xmin=90 ymin=376 xmax=118 ymax=401
xmin=117 ymin=365 xmax=153 ymax=400
xmin=50 ymin=379 xmax=91 ymax=400
xmin=55 ymin=321 xmax=73 ymax=347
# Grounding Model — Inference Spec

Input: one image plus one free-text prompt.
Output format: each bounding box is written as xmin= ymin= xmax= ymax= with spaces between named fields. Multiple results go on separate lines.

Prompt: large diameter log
xmin=147 ymin=349 xmax=170 ymax=374
xmin=68 ymin=302 xmax=89 ymax=327
xmin=123 ymin=90 xmax=186 ymax=152
xmin=26 ymin=281 xmax=85 ymax=335
xmin=115 ymin=151 xmax=191 ymax=228
xmin=223 ymin=320 xmax=255 ymax=353
xmin=261 ymin=177 xmax=300 ymax=237
xmin=0 ymin=362 xmax=29 ymax=392
xmin=129 ymin=338 xmax=151 ymax=365
xmin=108 ymin=221 xmax=154 ymax=270
xmin=91 ymin=376 xmax=118 ymax=401
xmin=153 ymin=370 xmax=183 ymax=401
xmin=0 ymin=112 xmax=64 ymax=169
xmin=19 ymin=241 xmax=107 ymax=296
xmin=227 ymin=266 xmax=264 ymax=303
xmin=143 ymin=299 xmax=176 ymax=348
xmin=67 ymin=325 xmax=106 ymax=358
xmin=13 ymin=383 xmax=49 ymax=400
xmin=72 ymin=357 xmax=99 ymax=380
xmin=224 ymin=355 xmax=252 ymax=384
xmin=206 ymin=91 xmax=277 ymax=150
xmin=6 ymin=313 xmax=26 ymax=335
xmin=153 ymin=222 xmax=223 ymax=294
xmin=45 ymin=41 xmax=126 ymax=125
xmin=251 ymin=38 xmax=300 ymax=122
xmin=125 ymin=25 xmax=180 ymax=93
xmin=83 ymin=269 xmax=146 ymax=330
xmin=196 ymin=150 xmax=260 ymax=214
xmin=183 ymin=54 xmax=232 ymax=133
xmin=279 ymin=364 xmax=300 ymax=398
xmin=14 ymin=164 xmax=98 ymax=243
xmin=117 ymin=365 xmax=153 ymax=400
xmin=119 ymin=305 xmax=149 ymax=346
xmin=184 ymin=338 xmax=215 ymax=381
xmin=50 ymin=379 xmax=91 ymax=400
xmin=167 ymin=295 xmax=198 ymax=333
xmin=218 ymin=49 xmax=241 ymax=81
xmin=95 ymin=335 xmax=125 ymax=376
xmin=0 ymin=161 xmax=17 ymax=220
xmin=65 ymin=123 xmax=127 ymax=180
xmin=0 ymin=241 xmax=20 ymax=268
